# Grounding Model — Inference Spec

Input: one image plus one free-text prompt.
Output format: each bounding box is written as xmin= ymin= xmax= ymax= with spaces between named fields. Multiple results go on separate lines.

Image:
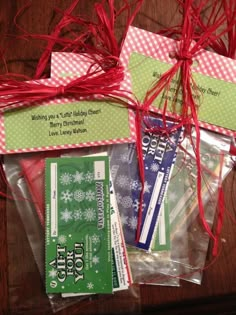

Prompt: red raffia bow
xmin=1 ymin=0 xmax=236 ymax=255
xmin=0 ymin=64 xmax=130 ymax=109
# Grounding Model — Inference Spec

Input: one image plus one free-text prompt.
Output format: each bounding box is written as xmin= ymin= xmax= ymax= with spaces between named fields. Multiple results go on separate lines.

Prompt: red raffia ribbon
xmin=134 ymin=107 xmax=145 ymax=241
xmin=160 ymin=0 xmax=236 ymax=58
xmin=230 ymin=144 xmax=236 ymax=156
xmin=13 ymin=0 xmax=144 ymax=78
xmin=133 ymin=0 xmax=236 ymax=254
xmin=190 ymin=0 xmax=236 ymax=253
xmin=34 ymin=0 xmax=81 ymax=79
xmin=192 ymin=0 xmax=236 ymax=59
xmin=0 ymin=63 xmax=135 ymax=109
xmin=1 ymin=0 xmax=235 ymax=254
xmin=194 ymin=0 xmax=236 ymax=160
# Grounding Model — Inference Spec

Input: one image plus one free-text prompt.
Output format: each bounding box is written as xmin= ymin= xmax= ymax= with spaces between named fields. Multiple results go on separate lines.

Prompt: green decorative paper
xmin=129 ymin=52 xmax=236 ymax=131
xmin=4 ymin=100 xmax=130 ymax=150
xmin=45 ymin=156 xmax=112 ymax=294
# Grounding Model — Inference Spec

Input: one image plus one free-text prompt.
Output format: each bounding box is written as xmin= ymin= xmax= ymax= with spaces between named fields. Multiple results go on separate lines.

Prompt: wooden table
xmin=0 ymin=1 xmax=236 ymax=314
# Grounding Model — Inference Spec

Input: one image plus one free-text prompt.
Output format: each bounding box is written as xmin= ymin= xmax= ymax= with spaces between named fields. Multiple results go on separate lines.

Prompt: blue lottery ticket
xmin=135 ymin=120 xmax=182 ymax=250
xmin=111 ymin=117 xmax=182 ymax=251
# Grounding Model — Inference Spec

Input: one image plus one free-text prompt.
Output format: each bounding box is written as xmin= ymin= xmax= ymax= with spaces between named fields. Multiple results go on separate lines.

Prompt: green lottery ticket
xmin=62 ymin=178 xmax=132 ymax=297
xmin=45 ymin=156 xmax=112 ymax=294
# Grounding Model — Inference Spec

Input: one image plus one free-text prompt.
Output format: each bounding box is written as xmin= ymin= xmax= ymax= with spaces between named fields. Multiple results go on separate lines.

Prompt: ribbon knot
xmin=56 ymin=85 xmax=65 ymax=96
xmin=175 ymin=51 xmax=193 ymax=64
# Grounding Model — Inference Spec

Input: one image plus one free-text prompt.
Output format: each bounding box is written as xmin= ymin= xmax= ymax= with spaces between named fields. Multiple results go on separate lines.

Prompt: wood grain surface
xmin=0 ymin=1 xmax=236 ymax=315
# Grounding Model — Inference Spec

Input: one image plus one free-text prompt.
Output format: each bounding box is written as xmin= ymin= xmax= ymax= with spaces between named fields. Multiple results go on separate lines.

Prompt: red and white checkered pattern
xmin=1 ymin=26 xmax=235 ymax=154
xmin=119 ymin=26 xmax=236 ymax=138
xmin=0 ymin=54 xmax=136 ymax=154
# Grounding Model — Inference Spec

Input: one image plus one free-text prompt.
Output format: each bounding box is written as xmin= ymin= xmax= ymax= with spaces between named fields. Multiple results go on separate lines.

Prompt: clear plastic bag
xmin=167 ymin=129 xmax=232 ymax=284
xmin=5 ymin=148 xmax=141 ymax=313
xmin=5 ymin=151 xmax=86 ymax=313
xmin=110 ymin=143 xmax=180 ymax=287
xmin=127 ymin=248 xmax=180 ymax=286
xmin=110 ymin=128 xmax=232 ymax=285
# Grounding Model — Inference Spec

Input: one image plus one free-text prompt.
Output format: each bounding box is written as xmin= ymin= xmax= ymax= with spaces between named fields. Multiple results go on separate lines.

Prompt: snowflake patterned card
xmin=110 ymin=144 xmax=136 ymax=245
xmin=110 ymin=118 xmax=182 ymax=251
xmin=62 ymin=178 xmax=132 ymax=297
xmin=45 ymin=156 xmax=112 ymax=294
xmin=132 ymin=118 xmax=181 ymax=250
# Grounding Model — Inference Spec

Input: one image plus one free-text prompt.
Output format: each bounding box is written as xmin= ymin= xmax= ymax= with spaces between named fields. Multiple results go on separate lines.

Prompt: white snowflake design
xmin=121 ymin=196 xmax=133 ymax=208
xmin=133 ymin=199 xmax=146 ymax=212
xmin=84 ymin=208 xmax=96 ymax=222
xmin=58 ymin=234 xmax=67 ymax=244
xmin=150 ymin=163 xmax=159 ymax=172
xmin=116 ymin=175 xmax=130 ymax=188
xmin=60 ymin=190 xmax=73 ymax=203
xmin=115 ymin=192 xmax=122 ymax=204
xmin=74 ymin=209 xmax=83 ymax=221
xmin=60 ymin=208 xmax=73 ymax=223
xmin=84 ymin=171 xmax=94 ymax=183
xmin=128 ymin=216 xmax=138 ymax=230
xmin=74 ymin=189 xmax=85 ymax=202
xmin=92 ymin=255 xmax=100 ymax=265
xmin=139 ymin=181 xmax=152 ymax=194
xmin=72 ymin=171 xmax=84 ymax=184
xmin=169 ymin=134 xmax=178 ymax=144
xmin=130 ymin=179 xmax=141 ymax=191
xmin=120 ymin=214 xmax=128 ymax=225
xmin=87 ymin=282 xmax=94 ymax=290
xmin=60 ymin=173 xmax=72 ymax=185
xmin=91 ymin=234 xmax=100 ymax=245
xmin=49 ymin=269 xmax=57 ymax=279
xmin=85 ymin=190 xmax=95 ymax=202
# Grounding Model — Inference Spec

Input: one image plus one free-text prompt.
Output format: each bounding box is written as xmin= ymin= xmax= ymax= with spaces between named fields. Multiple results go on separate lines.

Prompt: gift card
xmin=62 ymin=177 xmax=132 ymax=297
xmin=21 ymin=149 xmax=131 ymax=293
xmin=45 ymin=156 xmax=113 ymax=294
xmin=110 ymin=117 xmax=182 ymax=251
xmin=133 ymin=120 xmax=181 ymax=251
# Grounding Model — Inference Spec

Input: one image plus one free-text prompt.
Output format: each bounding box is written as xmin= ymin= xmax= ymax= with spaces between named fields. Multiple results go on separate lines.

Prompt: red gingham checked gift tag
xmin=0 ymin=56 xmax=136 ymax=154
xmin=119 ymin=26 xmax=236 ymax=138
